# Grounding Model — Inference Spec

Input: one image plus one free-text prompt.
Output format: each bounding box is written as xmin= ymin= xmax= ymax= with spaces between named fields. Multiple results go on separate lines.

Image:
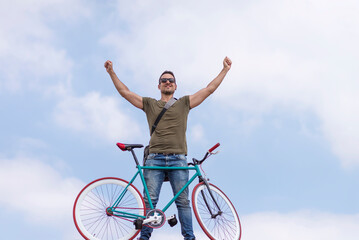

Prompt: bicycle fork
xmin=198 ymin=176 xmax=223 ymax=218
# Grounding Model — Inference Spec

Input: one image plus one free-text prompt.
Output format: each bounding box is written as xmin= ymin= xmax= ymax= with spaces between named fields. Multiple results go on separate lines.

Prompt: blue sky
xmin=1 ymin=0 xmax=358 ymax=239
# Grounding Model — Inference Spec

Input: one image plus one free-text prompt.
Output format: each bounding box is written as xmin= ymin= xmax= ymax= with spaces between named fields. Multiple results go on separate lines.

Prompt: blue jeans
xmin=139 ymin=153 xmax=195 ymax=240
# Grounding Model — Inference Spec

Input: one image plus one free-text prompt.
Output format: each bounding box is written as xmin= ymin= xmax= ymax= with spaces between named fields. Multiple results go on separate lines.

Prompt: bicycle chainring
xmin=145 ymin=209 xmax=166 ymax=228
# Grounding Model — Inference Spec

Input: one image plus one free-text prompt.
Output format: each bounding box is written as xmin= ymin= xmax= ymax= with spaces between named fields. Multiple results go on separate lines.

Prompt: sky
xmin=0 ymin=0 xmax=358 ymax=239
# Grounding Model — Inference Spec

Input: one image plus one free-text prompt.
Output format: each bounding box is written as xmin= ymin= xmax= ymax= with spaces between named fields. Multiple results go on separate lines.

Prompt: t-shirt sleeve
xmin=142 ymin=97 xmax=150 ymax=112
xmin=183 ymin=95 xmax=190 ymax=110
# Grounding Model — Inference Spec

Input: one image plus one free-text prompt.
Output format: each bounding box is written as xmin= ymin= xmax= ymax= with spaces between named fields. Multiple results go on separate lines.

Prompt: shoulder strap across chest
xmin=150 ymin=97 xmax=177 ymax=136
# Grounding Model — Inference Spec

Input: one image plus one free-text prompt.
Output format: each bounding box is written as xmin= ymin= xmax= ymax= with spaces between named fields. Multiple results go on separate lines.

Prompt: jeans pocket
xmin=145 ymin=155 xmax=155 ymax=166
xmin=144 ymin=159 xmax=150 ymax=166
xmin=176 ymin=154 xmax=187 ymax=161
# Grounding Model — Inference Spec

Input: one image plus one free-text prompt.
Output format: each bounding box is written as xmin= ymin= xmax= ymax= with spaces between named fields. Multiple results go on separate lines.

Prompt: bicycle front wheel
xmin=192 ymin=182 xmax=241 ymax=240
xmin=73 ymin=177 xmax=145 ymax=240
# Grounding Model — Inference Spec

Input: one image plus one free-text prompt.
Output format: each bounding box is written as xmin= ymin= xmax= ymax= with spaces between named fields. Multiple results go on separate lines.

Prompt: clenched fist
xmin=104 ymin=60 xmax=114 ymax=73
xmin=223 ymin=57 xmax=232 ymax=71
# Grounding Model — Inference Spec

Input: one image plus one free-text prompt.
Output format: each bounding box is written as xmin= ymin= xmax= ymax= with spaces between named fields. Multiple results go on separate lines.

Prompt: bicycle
xmin=73 ymin=142 xmax=241 ymax=240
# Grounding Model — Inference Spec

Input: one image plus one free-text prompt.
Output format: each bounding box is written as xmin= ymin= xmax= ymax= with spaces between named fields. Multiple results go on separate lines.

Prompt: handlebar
xmin=208 ymin=143 xmax=220 ymax=153
xmin=189 ymin=143 xmax=221 ymax=166
xmin=116 ymin=141 xmax=219 ymax=166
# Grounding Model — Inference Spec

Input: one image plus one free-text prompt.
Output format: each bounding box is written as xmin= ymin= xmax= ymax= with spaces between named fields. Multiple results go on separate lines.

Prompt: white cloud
xmin=101 ymin=0 xmax=359 ymax=167
xmin=0 ymin=0 xmax=90 ymax=93
xmin=0 ymin=156 xmax=84 ymax=227
xmin=190 ymin=124 xmax=205 ymax=142
xmin=242 ymin=211 xmax=359 ymax=240
xmin=54 ymin=91 xmax=143 ymax=142
xmin=95 ymin=210 xmax=359 ymax=240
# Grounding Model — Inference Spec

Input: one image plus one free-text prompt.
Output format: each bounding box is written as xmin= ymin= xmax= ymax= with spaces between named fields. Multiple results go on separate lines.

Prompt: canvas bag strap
xmin=150 ymin=97 xmax=177 ymax=136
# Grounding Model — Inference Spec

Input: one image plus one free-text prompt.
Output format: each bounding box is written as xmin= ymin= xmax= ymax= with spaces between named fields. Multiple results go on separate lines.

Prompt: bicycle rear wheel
xmin=73 ymin=177 xmax=145 ymax=240
xmin=192 ymin=182 xmax=241 ymax=240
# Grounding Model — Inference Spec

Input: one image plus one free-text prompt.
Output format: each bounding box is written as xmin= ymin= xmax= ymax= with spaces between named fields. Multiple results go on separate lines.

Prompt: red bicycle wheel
xmin=73 ymin=177 xmax=145 ymax=240
xmin=192 ymin=182 xmax=241 ymax=240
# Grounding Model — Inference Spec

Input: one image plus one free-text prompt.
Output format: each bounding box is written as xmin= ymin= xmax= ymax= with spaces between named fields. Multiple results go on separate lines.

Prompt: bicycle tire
xmin=73 ymin=177 xmax=145 ymax=240
xmin=192 ymin=182 xmax=241 ymax=240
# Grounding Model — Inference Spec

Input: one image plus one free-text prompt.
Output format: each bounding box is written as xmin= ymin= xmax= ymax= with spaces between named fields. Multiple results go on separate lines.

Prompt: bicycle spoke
xmin=192 ymin=182 xmax=241 ymax=240
xmin=74 ymin=178 xmax=145 ymax=240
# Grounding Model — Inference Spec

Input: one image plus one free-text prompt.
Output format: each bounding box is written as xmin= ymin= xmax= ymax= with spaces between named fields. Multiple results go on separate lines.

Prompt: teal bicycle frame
xmin=73 ymin=142 xmax=242 ymax=240
xmin=109 ymin=164 xmax=202 ymax=220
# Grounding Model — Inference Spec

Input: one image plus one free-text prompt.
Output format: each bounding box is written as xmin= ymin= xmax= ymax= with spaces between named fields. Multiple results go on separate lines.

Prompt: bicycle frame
xmin=109 ymin=164 xmax=202 ymax=220
xmin=73 ymin=142 xmax=241 ymax=240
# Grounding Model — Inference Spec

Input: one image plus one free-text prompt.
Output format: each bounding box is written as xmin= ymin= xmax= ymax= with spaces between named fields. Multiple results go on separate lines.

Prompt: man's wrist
xmin=222 ymin=67 xmax=230 ymax=73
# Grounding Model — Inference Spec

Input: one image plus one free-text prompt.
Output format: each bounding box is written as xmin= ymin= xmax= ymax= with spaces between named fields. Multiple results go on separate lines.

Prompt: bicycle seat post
xmin=130 ymin=149 xmax=140 ymax=166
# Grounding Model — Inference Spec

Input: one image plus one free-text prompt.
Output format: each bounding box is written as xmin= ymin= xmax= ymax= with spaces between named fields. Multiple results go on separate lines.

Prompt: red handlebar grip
xmin=208 ymin=143 xmax=220 ymax=153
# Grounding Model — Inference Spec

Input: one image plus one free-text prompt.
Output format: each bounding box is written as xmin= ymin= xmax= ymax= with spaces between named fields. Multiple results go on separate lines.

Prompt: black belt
xmin=152 ymin=153 xmax=185 ymax=156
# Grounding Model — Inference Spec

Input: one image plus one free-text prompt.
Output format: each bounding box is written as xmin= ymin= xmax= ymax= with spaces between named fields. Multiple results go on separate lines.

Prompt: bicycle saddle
xmin=117 ymin=143 xmax=144 ymax=151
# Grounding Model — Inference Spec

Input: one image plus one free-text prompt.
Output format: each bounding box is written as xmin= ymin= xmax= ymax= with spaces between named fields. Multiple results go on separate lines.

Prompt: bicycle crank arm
xmin=143 ymin=215 xmax=163 ymax=225
xmin=167 ymin=215 xmax=176 ymax=220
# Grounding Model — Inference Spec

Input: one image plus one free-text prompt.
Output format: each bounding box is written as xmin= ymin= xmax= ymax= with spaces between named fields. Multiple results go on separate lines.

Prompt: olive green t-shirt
xmin=142 ymin=96 xmax=190 ymax=155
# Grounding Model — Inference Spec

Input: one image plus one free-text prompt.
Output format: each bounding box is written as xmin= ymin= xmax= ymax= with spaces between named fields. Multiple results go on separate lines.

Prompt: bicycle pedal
xmin=167 ymin=214 xmax=178 ymax=227
xmin=133 ymin=218 xmax=143 ymax=230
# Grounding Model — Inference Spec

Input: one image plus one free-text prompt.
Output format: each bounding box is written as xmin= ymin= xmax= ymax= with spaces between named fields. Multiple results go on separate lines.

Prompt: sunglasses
xmin=159 ymin=78 xmax=176 ymax=83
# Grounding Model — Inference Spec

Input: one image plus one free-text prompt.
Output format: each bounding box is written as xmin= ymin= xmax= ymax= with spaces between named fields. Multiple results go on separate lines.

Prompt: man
xmin=104 ymin=57 xmax=232 ymax=240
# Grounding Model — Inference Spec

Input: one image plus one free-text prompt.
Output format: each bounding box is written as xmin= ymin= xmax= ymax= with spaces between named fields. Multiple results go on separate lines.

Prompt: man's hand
xmin=223 ymin=56 xmax=232 ymax=71
xmin=104 ymin=60 xmax=114 ymax=73
xmin=104 ymin=60 xmax=143 ymax=109
xmin=189 ymin=56 xmax=232 ymax=109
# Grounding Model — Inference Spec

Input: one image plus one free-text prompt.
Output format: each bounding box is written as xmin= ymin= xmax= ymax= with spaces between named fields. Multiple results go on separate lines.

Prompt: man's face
xmin=158 ymin=73 xmax=177 ymax=95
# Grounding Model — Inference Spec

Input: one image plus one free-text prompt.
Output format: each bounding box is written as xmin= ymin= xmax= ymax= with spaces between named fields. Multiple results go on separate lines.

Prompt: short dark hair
xmin=159 ymin=70 xmax=176 ymax=83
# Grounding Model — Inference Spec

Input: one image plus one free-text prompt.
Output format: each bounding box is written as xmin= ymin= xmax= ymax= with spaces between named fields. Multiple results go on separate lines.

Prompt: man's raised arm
xmin=104 ymin=60 xmax=143 ymax=109
xmin=189 ymin=57 xmax=232 ymax=109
